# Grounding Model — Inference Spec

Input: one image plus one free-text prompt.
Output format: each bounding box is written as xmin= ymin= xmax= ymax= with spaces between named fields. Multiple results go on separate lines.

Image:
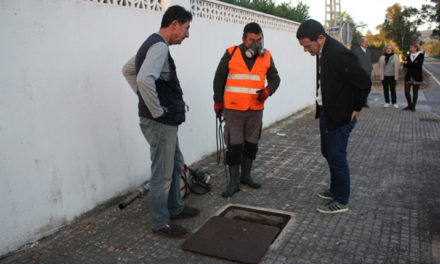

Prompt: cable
xmin=216 ymin=115 xmax=224 ymax=164
xmin=216 ymin=115 xmax=229 ymax=184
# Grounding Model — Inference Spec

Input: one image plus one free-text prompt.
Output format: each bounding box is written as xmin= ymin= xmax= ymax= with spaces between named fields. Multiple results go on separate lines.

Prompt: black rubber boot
xmin=240 ymin=158 xmax=261 ymax=188
xmin=222 ymin=165 xmax=241 ymax=197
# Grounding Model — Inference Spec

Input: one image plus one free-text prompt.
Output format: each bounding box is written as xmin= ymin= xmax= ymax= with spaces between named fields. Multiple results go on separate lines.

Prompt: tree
xmin=273 ymin=1 xmax=309 ymax=22
xmin=367 ymin=29 xmax=387 ymax=48
xmin=378 ymin=3 xmax=422 ymax=52
xmin=338 ymin=11 xmax=366 ymax=46
xmin=220 ymin=0 xmax=309 ymax=23
xmin=424 ymin=39 xmax=440 ymax=55
xmin=366 ymin=30 xmax=401 ymax=55
xmin=420 ymin=0 xmax=440 ymax=36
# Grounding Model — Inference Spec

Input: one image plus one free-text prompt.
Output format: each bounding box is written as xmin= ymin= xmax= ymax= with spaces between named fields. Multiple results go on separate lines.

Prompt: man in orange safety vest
xmin=213 ymin=22 xmax=281 ymax=198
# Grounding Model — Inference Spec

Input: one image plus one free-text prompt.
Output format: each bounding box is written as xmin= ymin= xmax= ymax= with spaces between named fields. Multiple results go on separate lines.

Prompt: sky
xmin=289 ymin=0 xmax=433 ymax=34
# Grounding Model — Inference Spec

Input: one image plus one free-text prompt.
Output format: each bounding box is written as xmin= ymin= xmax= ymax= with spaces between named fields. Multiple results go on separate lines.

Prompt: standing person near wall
xmin=213 ymin=22 xmax=280 ymax=198
xmin=378 ymin=45 xmax=400 ymax=108
xmin=121 ymin=5 xmax=199 ymax=239
xmin=403 ymin=43 xmax=424 ymax=111
xmin=296 ymin=19 xmax=370 ymax=214
xmin=353 ymin=37 xmax=373 ymax=108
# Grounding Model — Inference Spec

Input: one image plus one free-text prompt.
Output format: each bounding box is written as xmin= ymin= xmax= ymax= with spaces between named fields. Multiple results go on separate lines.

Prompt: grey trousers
xmin=223 ymin=109 xmax=263 ymax=145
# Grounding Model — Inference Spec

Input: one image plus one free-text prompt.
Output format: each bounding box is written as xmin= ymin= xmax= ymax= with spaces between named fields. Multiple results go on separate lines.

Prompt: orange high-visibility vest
xmin=224 ymin=46 xmax=271 ymax=111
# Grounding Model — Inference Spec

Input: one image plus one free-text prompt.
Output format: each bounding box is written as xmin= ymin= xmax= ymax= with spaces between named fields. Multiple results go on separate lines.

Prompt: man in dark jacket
xmin=296 ymin=19 xmax=370 ymax=214
xmin=353 ymin=37 xmax=373 ymax=77
xmin=353 ymin=37 xmax=373 ymax=107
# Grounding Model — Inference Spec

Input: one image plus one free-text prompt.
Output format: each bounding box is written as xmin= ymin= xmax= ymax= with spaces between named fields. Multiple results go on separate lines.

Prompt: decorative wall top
xmin=83 ymin=0 xmax=162 ymax=12
xmin=190 ymin=0 xmax=299 ymax=33
xmin=82 ymin=0 xmax=299 ymax=33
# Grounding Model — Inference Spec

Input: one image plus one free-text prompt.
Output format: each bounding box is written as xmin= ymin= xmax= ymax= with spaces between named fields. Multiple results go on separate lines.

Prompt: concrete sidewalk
xmin=1 ymin=100 xmax=440 ymax=263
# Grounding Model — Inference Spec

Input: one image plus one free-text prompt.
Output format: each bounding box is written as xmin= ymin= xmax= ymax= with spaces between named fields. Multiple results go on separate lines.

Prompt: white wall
xmin=0 ymin=0 xmax=315 ymax=256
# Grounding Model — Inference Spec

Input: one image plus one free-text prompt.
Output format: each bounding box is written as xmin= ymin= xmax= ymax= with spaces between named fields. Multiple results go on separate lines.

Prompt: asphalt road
xmin=422 ymin=56 xmax=440 ymax=115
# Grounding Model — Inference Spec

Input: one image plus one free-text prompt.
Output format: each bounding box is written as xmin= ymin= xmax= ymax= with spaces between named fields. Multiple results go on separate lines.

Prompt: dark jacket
xmin=318 ymin=35 xmax=371 ymax=131
xmin=404 ymin=53 xmax=424 ymax=82
xmin=353 ymin=47 xmax=373 ymax=77
xmin=135 ymin=33 xmax=186 ymax=126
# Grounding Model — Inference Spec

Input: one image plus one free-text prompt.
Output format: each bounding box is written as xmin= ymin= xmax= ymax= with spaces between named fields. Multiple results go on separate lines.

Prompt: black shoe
xmin=170 ymin=206 xmax=200 ymax=220
xmin=403 ymin=106 xmax=411 ymax=110
xmin=151 ymin=223 xmax=189 ymax=239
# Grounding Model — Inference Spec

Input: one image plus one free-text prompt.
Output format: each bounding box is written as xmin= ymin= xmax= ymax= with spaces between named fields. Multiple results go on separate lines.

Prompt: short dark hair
xmin=161 ymin=5 xmax=192 ymax=28
xmin=296 ymin=19 xmax=325 ymax=41
xmin=243 ymin=22 xmax=263 ymax=39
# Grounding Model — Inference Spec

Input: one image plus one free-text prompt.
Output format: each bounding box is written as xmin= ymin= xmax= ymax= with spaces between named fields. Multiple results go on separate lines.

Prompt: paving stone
xmin=1 ymin=100 xmax=440 ymax=264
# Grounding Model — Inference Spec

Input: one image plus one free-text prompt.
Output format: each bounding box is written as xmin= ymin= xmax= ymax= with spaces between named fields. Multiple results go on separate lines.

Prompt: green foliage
xmin=274 ymin=1 xmax=309 ymax=22
xmin=424 ymin=39 xmax=440 ymax=55
xmin=338 ymin=11 xmax=366 ymax=46
xmin=377 ymin=3 xmax=421 ymax=53
xmin=420 ymin=0 xmax=440 ymax=36
xmin=366 ymin=31 xmax=402 ymax=55
xmin=219 ymin=0 xmax=309 ymax=22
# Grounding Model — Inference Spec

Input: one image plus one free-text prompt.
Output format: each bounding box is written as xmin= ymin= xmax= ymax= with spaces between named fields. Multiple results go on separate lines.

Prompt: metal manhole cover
xmin=182 ymin=216 xmax=279 ymax=264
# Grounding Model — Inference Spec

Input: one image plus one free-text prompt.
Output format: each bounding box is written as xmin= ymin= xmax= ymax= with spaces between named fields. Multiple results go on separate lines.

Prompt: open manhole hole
xmin=182 ymin=204 xmax=294 ymax=263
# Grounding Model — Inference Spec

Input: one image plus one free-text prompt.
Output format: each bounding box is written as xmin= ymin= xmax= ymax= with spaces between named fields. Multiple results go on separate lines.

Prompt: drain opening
xmin=182 ymin=204 xmax=293 ymax=264
xmin=219 ymin=205 xmax=291 ymax=241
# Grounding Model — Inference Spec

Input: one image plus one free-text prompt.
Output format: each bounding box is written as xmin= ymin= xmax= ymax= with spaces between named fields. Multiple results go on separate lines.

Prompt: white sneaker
xmin=384 ymin=103 xmax=391 ymax=108
xmin=393 ymin=104 xmax=399 ymax=108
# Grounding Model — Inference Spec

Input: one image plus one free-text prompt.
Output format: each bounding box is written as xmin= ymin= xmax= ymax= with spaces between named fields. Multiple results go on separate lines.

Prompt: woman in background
xmin=403 ymin=43 xmax=424 ymax=111
xmin=379 ymin=45 xmax=400 ymax=108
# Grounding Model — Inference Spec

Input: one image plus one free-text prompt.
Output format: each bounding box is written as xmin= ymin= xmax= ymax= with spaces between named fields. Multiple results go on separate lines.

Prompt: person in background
xmin=403 ymin=43 xmax=424 ymax=111
xmin=353 ymin=37 xmax=373 ymax=108
xmin=213 ymin=22 xmax=280 ymax=198
xmin=296 ymin=19 xmax=370 ymax=214
xmin=378 ymin=45 xmax=400 ymax=108
xmin=121 ymin=5 xmax=199 ymax=239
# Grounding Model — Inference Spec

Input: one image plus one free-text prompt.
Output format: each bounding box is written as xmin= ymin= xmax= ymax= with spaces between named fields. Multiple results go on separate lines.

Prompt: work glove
xmin=257 ymin=87 xmax=271 ymax=103
xmin=214 ymin=102 xmax=224 ymax=117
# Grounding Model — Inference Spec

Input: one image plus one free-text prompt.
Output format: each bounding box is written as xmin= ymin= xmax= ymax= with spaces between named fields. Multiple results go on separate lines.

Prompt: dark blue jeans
xmin=319 ymin=111 xmax=356 ymax=204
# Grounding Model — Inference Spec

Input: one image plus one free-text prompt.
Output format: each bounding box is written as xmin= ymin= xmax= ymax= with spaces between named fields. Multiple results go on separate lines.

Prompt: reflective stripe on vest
xmin=227 ymin=74 xmax=261 ymax=81
xmin=224 ymin=86 xmax=260 ymax=94
xmin=224 ymin=46 xmax=271 ymax=111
